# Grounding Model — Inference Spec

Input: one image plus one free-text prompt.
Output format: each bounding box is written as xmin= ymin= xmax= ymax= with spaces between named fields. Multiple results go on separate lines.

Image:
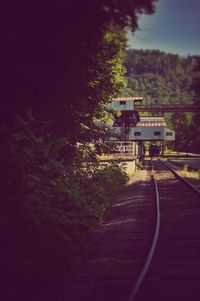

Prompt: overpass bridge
xmin=136 ymin=105 xmax=199 ymax=113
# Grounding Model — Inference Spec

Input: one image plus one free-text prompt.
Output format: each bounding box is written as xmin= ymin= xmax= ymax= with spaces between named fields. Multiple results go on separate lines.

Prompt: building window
xmin=154 ymin=131 xmax=161 ymax=136
xmin=134 ymin=132 xmax=141 ymax=136
xmin=166 ymin=132 xmax=173 ymax=136
xmin=119 ymin=101 xmax=126 ymax=105
xmin=134 ymin=101 xmax=141 ymax=106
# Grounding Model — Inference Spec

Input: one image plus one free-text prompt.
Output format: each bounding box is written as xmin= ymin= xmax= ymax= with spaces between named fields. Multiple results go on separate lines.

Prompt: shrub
xmin=0 ymin=113 xmax=128 ymax=298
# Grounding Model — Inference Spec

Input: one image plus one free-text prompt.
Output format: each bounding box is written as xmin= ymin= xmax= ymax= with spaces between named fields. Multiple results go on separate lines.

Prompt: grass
xmin=168 ymin=160 xmax=200 ymax=190
xmin=179 ymin=170 xmax=200 ymax=190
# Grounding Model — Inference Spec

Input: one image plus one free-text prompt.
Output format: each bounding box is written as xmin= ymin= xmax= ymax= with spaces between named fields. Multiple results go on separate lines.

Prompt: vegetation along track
xmin=133 ymin=158 xmax=200 ymax=301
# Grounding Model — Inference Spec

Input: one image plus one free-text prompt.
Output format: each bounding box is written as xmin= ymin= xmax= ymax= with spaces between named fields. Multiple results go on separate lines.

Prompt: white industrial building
xmin=104 ymin=97 xmax=175 ymax=160
xmin=107 ymin=97 xmax=143 ymax=111
xmin=128 ymin=117 xmax=175 ymax=141
xmin=110 ymin=117 xmax=175 ymax=142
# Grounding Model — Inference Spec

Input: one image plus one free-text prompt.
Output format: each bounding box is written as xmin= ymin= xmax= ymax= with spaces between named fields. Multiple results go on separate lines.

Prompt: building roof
xmin=137 ymin=116 xmax=166 ymax=127
xmin=109 ymin=97 xmax=143 ymax=102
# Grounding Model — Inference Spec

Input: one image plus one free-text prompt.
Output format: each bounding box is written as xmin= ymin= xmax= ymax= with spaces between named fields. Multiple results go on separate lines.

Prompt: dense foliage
xmin=122 ymin=49 xmax=200 ymax=152
xmin=1 ymin=0 xmax=157 ymax=299
xmin=190 ymin=57 xmax=200 ymax=152
xmin=1 ymin=112 xmax=129 ymax=298
xmin=123 ymin=49 xmax=196 ymax=105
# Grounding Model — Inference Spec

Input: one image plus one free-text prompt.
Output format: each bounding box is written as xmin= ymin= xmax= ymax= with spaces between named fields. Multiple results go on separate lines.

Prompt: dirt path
xmin=60 ymin=166 xmax=155 ymax=301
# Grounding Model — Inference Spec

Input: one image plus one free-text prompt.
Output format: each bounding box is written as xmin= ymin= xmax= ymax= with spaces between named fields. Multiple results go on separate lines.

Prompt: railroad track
xmin=65 ymin=159 xmax=200 ymax=301
xmin=128 ymin=158 xmax=200 ymax=301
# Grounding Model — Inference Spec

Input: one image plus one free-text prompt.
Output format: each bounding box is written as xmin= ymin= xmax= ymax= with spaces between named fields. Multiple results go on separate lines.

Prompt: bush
xmin=0 ymin=113 xmax=128 ymax=299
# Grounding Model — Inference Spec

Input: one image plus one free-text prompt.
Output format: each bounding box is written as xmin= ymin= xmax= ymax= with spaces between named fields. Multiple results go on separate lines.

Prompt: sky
xmin=128 ymin=0 xmax=200 ymax=56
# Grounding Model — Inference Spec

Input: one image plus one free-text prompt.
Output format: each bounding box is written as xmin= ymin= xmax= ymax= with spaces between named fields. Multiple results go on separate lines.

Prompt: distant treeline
xmin=122 ymin=49 xmax=200 ymax=152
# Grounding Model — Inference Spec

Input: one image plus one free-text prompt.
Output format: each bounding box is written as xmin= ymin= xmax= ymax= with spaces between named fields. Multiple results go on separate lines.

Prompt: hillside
xmin=121 ymin=49 xmax=199 ymax=152
xmin=122 ymin=49 xmax=196 ymax=106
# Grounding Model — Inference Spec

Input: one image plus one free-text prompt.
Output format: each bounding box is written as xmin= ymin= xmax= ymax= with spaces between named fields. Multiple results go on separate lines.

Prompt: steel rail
xmin=127 ymin=159 xmax=160 ymax=301
xmin=128 ymin=158 xmax=200 ymax=301
xmin=159 ymin=159 xmax=200 ymax=197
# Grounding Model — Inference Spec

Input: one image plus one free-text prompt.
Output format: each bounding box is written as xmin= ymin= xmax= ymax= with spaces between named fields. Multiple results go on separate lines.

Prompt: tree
xmin=123 ymin=49 xmax=197 ymax=151
xmin=0 ymin=1 xmax=158 ymax=299
xmin=1 ymin=1 xmax=157 ymax=145
xmin=170 ymin=112 xmax=192 ymax=151
xmin=190 ymin=56 xmax=200 ymax=152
